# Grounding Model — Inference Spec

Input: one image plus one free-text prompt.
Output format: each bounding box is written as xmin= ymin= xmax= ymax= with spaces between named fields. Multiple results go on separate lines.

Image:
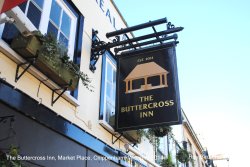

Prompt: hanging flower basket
xmin=176 ymin=149 xmax=190 ymax=163
xmin=11 ymin=32 xmax=91 ymax=91
xmin=149 ymin=125 xmax=172 ymax=137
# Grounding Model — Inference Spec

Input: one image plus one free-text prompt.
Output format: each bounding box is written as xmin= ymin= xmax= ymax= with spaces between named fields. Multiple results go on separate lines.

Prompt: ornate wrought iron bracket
xmin=167 ymin=22 xmax=175 ymax=29
xmin=90 ymin=17 xmax=183 ymax=72
xmin=89 ymin=30 xmax=108 ymax=72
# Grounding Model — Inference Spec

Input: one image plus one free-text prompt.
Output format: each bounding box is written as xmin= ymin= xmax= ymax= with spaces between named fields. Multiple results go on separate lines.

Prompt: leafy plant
xmin=176 ymin=149 xmax=190 ymax=163
xmin=161 ymin=154 xmax=175 ymax=167
xmin=33 ymin=31 xmax=92 ymax=91
xmin=144 ymin=130 xmax=160 ymax=147
xmin=0 ymin=146 xmax=26 ymax=167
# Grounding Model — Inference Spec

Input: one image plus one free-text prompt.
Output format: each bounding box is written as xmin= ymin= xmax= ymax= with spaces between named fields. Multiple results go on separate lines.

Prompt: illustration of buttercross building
xmin=124 ymin=61 xmax=169 ymax=94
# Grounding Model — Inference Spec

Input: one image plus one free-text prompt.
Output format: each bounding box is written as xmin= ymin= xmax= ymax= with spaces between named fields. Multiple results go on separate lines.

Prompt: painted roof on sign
xmin=124 ymin=62 xmax=168 ymax=81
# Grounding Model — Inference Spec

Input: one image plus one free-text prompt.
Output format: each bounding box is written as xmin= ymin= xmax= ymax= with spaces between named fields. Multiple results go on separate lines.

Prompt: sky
xmin=113 ymin=0 xmax=250 ymax=166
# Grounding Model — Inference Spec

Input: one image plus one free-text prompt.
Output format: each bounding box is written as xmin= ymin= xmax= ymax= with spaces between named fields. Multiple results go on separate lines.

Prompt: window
xmin=0 ymin=0 xmax=83 ymax=98
xmin=187 ymin=140 xmax=193 ymax=153
xmin=99 ymin=52 xmax=141 ymax=144
xmin=47 ymin=0 xmax=77 ymax=59
xmin=100 ymin=52 xmax=116 ymax=128
xmin=158 ymin=137 xmax=166 ymax=154
xmin=187 ymin=140 xmax=193 ymax=167
xmin=195 ymin=152 xmax=200 ymax=167
xmin=23 ymin=0 xmax=44 ymax=29
xmin=1 ymin=0 xmax=77 ymax=59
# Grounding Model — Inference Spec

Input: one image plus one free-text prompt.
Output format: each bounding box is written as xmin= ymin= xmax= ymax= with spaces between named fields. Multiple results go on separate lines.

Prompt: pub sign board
xmin=115 ymin=46 xmax=182 ymax=132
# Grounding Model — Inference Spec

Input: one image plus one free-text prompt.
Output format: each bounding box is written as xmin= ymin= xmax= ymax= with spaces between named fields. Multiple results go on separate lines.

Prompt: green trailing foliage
xmin=160 ymin=154 xmax=175 ymax=167
xmin=29 ymin=31 xmax=93 ymax=91
xmin=144 ymin=129 xmax=160 ymax=147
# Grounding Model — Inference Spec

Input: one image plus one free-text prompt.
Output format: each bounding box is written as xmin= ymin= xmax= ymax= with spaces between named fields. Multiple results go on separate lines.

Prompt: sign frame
xmin=115 ymin=44 xmax=182 ymax=132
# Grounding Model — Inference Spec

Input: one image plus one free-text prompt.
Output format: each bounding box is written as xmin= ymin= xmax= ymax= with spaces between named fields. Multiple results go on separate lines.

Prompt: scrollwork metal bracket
xmin=90 ymin=18 xmax=183 ymax=72
xmin=90 ymin=30 xmax=108 ymax=72
xmin=167 ymin=22 xmax=175 ymax=29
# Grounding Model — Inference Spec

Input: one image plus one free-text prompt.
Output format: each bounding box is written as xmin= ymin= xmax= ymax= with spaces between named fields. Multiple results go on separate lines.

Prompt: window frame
xmin=99 ymin=52 xmax=144 ymax=145
xmin=0 ymin=22 xmax=4 ymax=37
xmin=99 ymin=51 xmax=117 ymax=128
xmin=22 ymin=0 xmax=43 ymax=29
xmin=1 ymin=0 xmax=77 ymax=59
xmin=47 ymin=0 xmax=77 ymax=59
xmin=195 ymin=152 xmax=200 ymax=167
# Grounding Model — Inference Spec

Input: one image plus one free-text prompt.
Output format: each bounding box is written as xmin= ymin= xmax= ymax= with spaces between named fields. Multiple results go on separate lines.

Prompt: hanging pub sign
xmin=115 ymin=45 xmax=182 ymax=131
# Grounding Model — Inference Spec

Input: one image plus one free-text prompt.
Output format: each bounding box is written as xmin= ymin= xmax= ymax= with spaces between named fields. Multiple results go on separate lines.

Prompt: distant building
xmin=152 ymin=110 xmax=214 ymax=167
xmin=181 ymin=111 xmax=209 ymax=167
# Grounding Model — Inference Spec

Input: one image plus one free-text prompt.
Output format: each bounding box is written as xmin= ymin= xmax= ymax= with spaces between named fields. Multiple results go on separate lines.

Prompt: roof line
xmin=110 ymin=0 xmax=135 ymax=38
xmin=110 ymin=0 xmax=128 ymax=27
xmin=182 ymin=110 xmax=204 ymax=154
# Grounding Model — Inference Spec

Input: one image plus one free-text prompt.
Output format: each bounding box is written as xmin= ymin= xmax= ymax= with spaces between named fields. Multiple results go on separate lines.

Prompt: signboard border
xmin=115 ymin=44 xmax=182 ymax=132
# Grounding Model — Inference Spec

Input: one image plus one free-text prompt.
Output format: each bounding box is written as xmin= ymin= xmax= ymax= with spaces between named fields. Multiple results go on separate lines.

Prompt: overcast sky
xmin=113 ymin=0 xmax=250 ymax=166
